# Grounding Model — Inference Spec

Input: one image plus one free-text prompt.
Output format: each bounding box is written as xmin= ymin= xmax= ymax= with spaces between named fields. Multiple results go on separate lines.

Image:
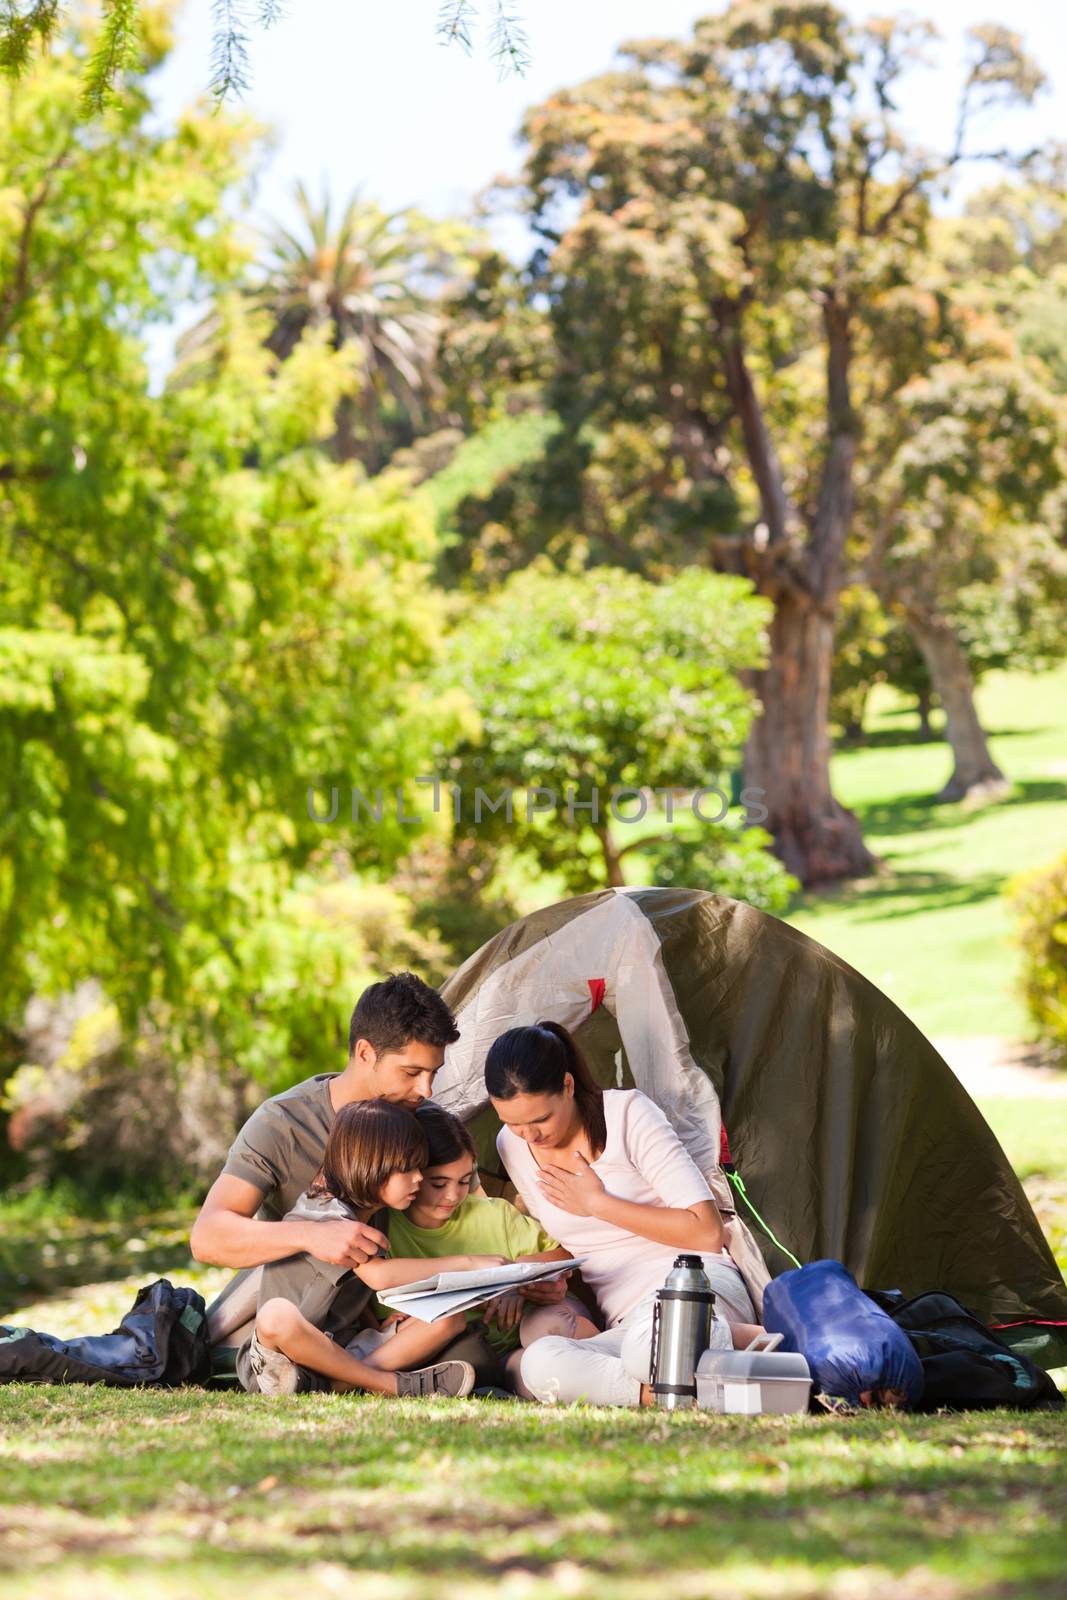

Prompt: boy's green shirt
xmin=386 ymin=1196 xmax=560 ymax=1352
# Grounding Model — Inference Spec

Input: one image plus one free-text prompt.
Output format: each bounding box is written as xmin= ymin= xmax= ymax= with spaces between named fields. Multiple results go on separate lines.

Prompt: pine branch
xmin=210 ymin=0 xmax=253 ymax=100
xmin=0 ymin=0 xmax=61 ymax=77
xmin=82 ymin=0 xmax=139 ymax=111
xmin=489 ymin=0 xmax=530 ymax=78
xmin=256 ymin=0 xmax=286 ymax=27
xmin=437 ymin=0 xmax=477 ymax=55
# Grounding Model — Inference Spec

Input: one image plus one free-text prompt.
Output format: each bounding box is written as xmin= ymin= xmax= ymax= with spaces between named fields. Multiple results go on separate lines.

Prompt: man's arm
xmin=190 ymin=1175 xmax=389 ymax=1270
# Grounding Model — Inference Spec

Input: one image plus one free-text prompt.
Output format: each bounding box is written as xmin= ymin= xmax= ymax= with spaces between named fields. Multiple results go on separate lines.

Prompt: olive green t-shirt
xmin=386 ymin=1196 xmax=560 ymax=1353
xmin=221 ymin=1073 xmax=339 ymax=1219
xmin=209 ymin=1074 xmax=339 ymax=1335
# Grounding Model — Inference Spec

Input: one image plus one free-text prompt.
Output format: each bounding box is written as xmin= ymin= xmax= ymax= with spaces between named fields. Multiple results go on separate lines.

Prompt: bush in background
xmin=1011 ymin=854 xmax=1067 ymax=1066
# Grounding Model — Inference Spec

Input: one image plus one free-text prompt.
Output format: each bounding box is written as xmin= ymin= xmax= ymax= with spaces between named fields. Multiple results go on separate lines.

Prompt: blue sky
xmin=148 ymin=0 xmax=1065 ymax=374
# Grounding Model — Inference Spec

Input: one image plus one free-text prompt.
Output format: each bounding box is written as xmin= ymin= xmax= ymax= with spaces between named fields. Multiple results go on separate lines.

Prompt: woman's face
xmin=378 ymin=1167 xmax=423 ymax=1211
xmin=407 ymin=1154 xmax=476 ymax=1228
xmin=491 ymin=1076 xmax=578 ymax=1151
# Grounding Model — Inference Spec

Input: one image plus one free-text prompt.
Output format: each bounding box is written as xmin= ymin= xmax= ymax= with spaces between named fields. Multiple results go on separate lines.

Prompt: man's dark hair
xmin=348 ymin=971 xmax=460 ymax=1059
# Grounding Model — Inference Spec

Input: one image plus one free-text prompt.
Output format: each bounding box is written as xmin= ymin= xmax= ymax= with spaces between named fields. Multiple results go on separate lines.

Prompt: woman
xmin=485 ymin=1020 xmax=760 ymax=1406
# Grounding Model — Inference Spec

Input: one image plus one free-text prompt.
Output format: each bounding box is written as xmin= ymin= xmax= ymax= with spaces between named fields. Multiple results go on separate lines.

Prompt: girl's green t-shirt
xmin=385 ymin=1196 xmax=560 ymax=1352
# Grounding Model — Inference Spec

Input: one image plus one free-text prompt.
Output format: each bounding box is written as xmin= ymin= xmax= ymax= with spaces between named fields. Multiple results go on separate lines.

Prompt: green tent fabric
xmin=437 ymin=887 xmax=1067 ymax=1368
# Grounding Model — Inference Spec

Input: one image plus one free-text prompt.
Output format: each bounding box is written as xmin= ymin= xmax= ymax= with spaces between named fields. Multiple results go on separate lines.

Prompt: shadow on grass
xmin=796 ymin=867 xmax=1008 ymax=923
xmin=0 ymin=1400 xmax=1064 ymax=1591
xmin=851 ymin=778 xmax=1067 ymax=841
xmin=835 ymin=724 xmax=1036 ymax=752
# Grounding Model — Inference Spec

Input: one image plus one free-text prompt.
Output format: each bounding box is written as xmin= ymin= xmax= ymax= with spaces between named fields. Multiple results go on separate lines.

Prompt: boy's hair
xmin=348 ymin=971 xmax=460 ymax=1059
xmin=414 ymin=1102 xmax=477 ymax=1169
xmin=311 ymin=1100 xmax=429 ymax=1210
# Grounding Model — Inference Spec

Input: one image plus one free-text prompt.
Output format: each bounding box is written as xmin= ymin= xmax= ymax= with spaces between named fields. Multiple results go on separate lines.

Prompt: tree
xmin=866 ymin=351 xmax=1066 ymax=799
xmin=0 ymin=30 xmax=461 ymax=1064
xmin=438 ymin=565 xmax=796 ymax=911
xmin=177 ymin=184 xmax=471 ymax=471
xmin=507 ymin=3 xmax=1044 ymax=882
xmin=0 ymin=0 xmax=532 ymax=107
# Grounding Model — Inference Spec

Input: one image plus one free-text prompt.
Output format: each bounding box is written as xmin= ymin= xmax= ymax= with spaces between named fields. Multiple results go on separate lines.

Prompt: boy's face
xmin=407 ymin=1154 xmax=475 ymax=1228
xmin=379 ymin=1168 xmax=424 ymax=1211
xmin=351 ymin=1037 xmax=444 ymax=1107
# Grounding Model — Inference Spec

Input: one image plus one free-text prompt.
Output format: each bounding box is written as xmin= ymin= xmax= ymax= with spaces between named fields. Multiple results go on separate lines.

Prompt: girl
xmin=237 ymin=1099 xmax=509 ymax=1398
xmin=484 ymin=1021 xmax=763 ymax=1407
xmin=378 ymin=1103 xmax=598 ymax=1395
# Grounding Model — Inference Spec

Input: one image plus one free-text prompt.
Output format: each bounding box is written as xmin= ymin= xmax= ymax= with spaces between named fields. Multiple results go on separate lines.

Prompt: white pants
xmin=519 ymin=1257 xmax=755 ymax=1408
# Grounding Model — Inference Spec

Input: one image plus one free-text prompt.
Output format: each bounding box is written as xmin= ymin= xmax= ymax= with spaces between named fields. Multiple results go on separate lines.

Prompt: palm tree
xmin=176 ymin=183 xmax=467 ymax=470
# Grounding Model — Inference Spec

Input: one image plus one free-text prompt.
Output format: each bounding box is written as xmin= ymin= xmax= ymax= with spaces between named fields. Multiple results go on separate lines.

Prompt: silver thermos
xmin=649 ymin=1254 xmax=716 ymax=1409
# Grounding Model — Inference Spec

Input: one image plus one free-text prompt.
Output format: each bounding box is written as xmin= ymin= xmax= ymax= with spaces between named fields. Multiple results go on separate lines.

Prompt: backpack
xmin=0 ymin=1278 xmax=211 ymax=1389
xmin=870 ymin=1290 xmax=1064 ymax=1413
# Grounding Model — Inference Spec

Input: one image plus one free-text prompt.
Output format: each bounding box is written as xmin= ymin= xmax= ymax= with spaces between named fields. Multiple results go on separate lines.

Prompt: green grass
xmin=788 ymin=663 xmax=1067 ymax=1039
xmin=0 ymin=1388 xmax=1064 ymax=1600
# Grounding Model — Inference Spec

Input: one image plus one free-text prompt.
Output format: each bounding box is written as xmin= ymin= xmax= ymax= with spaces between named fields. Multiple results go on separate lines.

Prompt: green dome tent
xmin=436 ymin=886 xmax=1067 ymax=1368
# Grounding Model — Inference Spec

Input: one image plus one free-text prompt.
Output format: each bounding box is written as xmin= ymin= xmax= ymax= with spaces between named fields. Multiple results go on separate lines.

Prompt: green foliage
xmin=1010 ymin=854 xmax=1067 ymax=1065
xmin=439 ymin=565 xmax=775 ymax=893
xmin=642 ymin=826 xmax=797 ymax=916
xmin=0 ymin=33 xmax=461 ymax=1069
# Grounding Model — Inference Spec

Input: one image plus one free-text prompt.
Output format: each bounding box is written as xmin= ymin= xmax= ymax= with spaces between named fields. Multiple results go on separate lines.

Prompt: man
xmin=192 ymin=971 xmax=461 ymax=1354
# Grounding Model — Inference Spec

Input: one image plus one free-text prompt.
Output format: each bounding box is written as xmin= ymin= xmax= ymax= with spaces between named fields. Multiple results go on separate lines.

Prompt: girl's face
xmin=491 ymin=1075 xmax=578 ymax=1151
xmin=378 ymin=1167 xmax=423 ymax=1211
xmin=408 ymin=1154 xmax=476 ymax=1228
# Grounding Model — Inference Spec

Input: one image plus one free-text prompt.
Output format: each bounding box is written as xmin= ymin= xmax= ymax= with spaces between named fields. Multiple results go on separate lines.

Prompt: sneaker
xmin=396 ymin=1359 xmax=476 ymax=1398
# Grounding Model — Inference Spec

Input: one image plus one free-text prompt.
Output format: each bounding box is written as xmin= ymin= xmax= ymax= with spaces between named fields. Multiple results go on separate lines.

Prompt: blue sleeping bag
xmin=763 ymin=1260 xmax=924 ymax=1406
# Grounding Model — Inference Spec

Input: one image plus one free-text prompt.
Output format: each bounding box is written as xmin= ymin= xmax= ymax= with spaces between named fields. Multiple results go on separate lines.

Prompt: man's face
xmin=351 ymin=1037 xmax=444 ymax=1107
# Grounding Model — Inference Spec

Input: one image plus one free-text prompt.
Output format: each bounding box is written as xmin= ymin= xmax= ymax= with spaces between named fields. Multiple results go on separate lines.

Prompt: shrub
xmin=1010 ymin=853 xmax=1067 ymax=1065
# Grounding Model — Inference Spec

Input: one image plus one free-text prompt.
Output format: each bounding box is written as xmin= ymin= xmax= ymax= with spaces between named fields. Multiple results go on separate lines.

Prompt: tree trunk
xmin=744 ymin=591 xmax=876 ymax=885
xmin=715 ymin=290 xmax=875 ymax=886
xmin=596 ymin=826 xmax=627 ymax=888
xmin=906 ymin=611 xmax=1009 ymax=801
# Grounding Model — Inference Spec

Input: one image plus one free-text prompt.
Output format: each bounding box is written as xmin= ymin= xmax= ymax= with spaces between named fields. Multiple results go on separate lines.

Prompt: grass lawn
xmin=788 ymin=663 xmax=1067 ymax=1040
xmin=1 ymin=1387 xmax=1065 ymax=1600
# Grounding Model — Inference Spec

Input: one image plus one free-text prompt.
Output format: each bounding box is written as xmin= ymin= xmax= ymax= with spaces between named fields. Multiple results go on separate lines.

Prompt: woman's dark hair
xmin=311 ymin=1099 xmax=429 ymax=1210
xmin=348 ymin=971 xmax=460 ymax=1058
xmin=484 ymin=1020 xmax=606 ymax=1158
xmin=414 ymin=1102 xmax=477 ymax=1169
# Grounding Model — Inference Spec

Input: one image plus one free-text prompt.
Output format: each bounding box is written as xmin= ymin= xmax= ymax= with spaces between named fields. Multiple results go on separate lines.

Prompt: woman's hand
xmin=536 ymin=1151 xmax=606 ymax=1217
xmin=483 ymin=1290 xmax=525 ymax=1334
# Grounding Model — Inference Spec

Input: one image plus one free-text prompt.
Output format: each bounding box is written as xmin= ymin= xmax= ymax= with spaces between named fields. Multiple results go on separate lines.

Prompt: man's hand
xmin=484 ymin=1290 xmax=525 ymax=1334
xmin=301 ymin=1217 xmax=390 ymax=1268
xmin=518 ymin=1271 xmax=571 ymax=1304
xmin=536 ymin=1151 xmax=606 ymax=1218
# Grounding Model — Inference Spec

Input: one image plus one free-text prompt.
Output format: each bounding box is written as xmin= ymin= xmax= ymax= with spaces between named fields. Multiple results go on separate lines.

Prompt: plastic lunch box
xmin=695 ymin=1346 xmax=813 ymax=1414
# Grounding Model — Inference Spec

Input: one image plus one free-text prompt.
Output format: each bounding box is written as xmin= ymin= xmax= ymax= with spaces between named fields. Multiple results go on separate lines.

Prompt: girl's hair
xmin=413 ymin=1102 xmax=477 ymax=1168
xmin=310 ymin=1099 xmax=429 ymax=1210
xmin=484 ymin=1020 xmax=607 ymax=1158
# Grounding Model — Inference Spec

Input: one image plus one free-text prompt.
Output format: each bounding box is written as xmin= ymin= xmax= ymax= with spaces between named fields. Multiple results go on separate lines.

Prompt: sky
xmin=146 ymin=0 xmax=1067 ymax=376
